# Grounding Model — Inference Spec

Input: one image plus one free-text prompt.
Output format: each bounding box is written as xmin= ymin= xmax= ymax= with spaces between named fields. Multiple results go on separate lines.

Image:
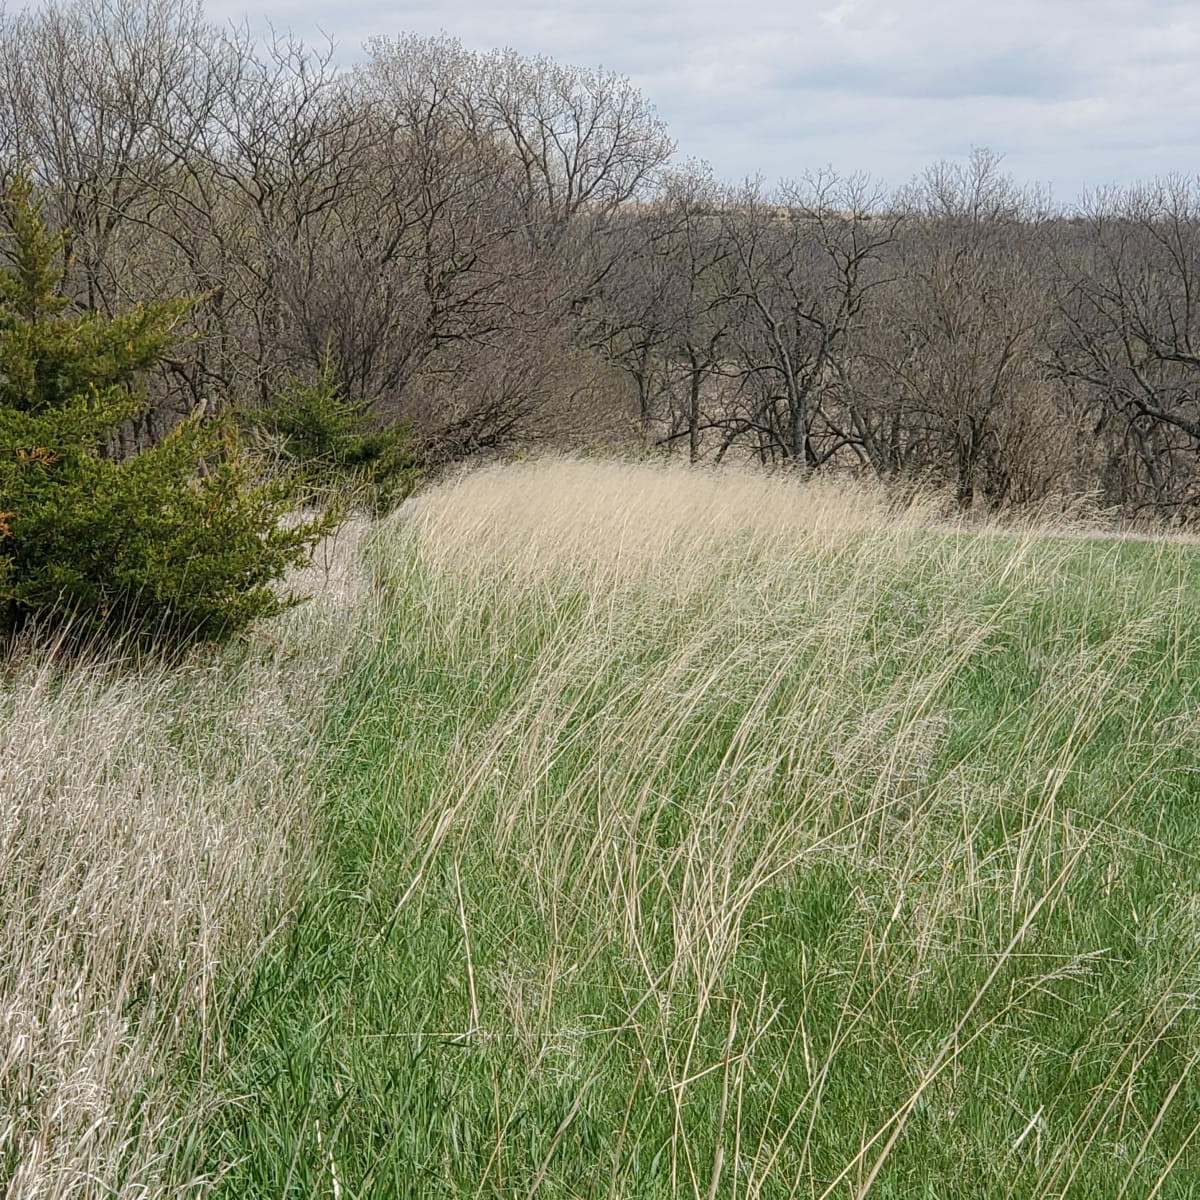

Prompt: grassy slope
xmin=191 ymin=461 xmax=1200 ymax=1198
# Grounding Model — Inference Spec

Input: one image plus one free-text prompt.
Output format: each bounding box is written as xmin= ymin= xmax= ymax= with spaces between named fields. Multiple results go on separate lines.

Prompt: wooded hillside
xmin=5 ymin=0 xmax=1200 ymax=516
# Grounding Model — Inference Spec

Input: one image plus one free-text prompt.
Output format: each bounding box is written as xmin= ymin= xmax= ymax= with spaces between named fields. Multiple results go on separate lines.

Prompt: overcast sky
xmin=208 ymin=0 xmax=1200 ymax=206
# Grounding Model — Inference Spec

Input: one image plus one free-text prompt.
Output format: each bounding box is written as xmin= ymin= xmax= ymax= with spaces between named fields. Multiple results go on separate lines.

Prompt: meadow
xmin=4 ymin=459 xmax=1200 ymax=1197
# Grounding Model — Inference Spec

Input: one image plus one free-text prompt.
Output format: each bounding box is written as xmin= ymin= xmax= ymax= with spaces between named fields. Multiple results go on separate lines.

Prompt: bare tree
xmin=598 ymin=167 xmax=738 ymax=458
xmin=1051 ymin=176 xmax=1200 ymax=512
xmin=477 ymin=48 xmax=672 ymax=242
xmin=869 ymin=151 xmax=1061 ymax=506
xmin=0 ymin=0 xmax=221 ymax=310
xmin=719 ymin=171 xmax=899 ymax=468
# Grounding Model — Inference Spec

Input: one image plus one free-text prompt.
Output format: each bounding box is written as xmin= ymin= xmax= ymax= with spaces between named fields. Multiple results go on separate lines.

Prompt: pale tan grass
xmin=0 ymin=520 xmax=372 ymax=1199
xmin=391 ymin=456 xmax=939 ymax=591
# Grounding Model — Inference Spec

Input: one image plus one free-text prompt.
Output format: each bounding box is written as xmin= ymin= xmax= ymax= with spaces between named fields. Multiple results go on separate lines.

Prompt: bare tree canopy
xmin=2 ymin=1 xmax=1200 ymax=516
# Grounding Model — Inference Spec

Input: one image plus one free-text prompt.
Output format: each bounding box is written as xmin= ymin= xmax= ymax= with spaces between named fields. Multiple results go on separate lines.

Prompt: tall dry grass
xmin=0 ymin=519 xmax=372 ymax=1199
xmin=395 ymin=456 xmax=940 ymax=575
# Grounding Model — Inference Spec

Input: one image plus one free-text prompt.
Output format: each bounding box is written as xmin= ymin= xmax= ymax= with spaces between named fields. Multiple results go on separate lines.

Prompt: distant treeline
xmin=4 ymin=0 xmax=1200 ymax=515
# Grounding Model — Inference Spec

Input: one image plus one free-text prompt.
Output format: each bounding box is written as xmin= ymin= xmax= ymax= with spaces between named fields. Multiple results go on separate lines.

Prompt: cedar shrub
xmin=0 ymin=174 xmax=333 ymax=649
xmin=248 ymin=351 xmax=420 ymax=514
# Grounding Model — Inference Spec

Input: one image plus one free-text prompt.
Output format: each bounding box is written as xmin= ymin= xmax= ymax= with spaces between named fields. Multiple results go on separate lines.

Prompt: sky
xmin=205 ymin=0 xmax=1200 ymax=206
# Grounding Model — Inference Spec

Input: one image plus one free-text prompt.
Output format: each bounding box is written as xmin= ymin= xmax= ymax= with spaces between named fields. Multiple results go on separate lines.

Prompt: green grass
xmin=180 ymin=463 xmax=1200 ymax=1198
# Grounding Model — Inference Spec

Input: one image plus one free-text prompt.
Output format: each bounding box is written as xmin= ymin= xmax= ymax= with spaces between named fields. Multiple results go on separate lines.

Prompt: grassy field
xmin=6 ymin=459 xmax=1200 ymax=1197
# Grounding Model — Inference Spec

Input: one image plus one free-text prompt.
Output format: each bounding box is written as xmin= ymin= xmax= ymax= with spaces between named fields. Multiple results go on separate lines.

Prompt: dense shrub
xmin=247 ymin=353 xmax=420 ymax=513
xmin=0 ymin=175 xmax=331 ymax=648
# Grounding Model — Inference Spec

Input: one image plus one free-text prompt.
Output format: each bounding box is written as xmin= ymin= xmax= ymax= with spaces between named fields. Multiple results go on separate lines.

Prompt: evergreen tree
xmin=249 ymin=351 xmax=420 ymax=514
xmin=0 ymin=174 xmax=331 ymax=648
